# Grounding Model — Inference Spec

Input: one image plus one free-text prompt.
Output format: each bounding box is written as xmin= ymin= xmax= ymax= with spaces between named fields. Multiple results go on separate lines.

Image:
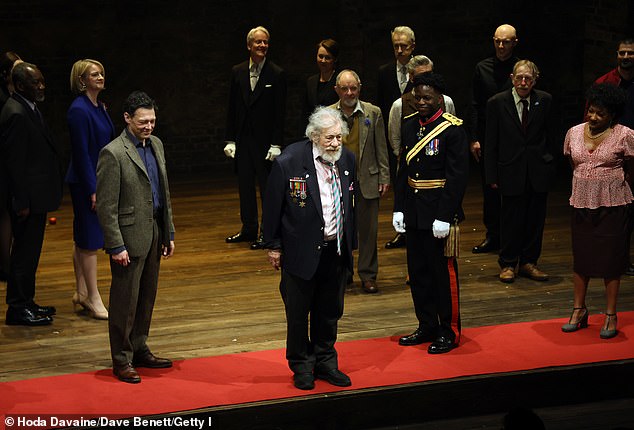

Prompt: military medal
xmin=289 ymin=177 xmax=307 ymax=206
xmin=426 ymin=138 xmax=440 ymax=156
xmin=417 ymin=125 xmax=425 ymax=140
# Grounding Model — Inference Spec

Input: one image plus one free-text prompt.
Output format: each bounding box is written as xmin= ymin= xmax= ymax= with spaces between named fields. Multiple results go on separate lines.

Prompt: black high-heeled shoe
xmin=599 ymin=313 xmax=618 ymax=339
xmin=561 ymin=307 xmax=588 ymax=332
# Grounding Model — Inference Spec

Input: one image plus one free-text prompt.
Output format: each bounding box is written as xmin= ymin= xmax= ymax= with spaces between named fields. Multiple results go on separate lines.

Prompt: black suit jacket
xmin=377 ymin=61 xmax=403 ymax=122
xmin=263 ymin=140 xmax=356 ymax=280
xmin=394 ymin=114 xmax=469 ymax=229
xmin=484 ymin=89 xmax=556 ymax=196
xmin=0 ymin=95 xmax=62 ymax=214
xmin=225 ymin=59 xmax=287 ymax=154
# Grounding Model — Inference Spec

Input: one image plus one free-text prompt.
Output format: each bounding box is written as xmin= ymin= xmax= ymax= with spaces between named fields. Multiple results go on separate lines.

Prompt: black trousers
xmin=279 ymin=242 xmax=346 ymax=374
xmin=236 ymin=134 xmax=270 ymax=236
xmin=499 ymin=188 xmax=548 ymax=268
xmin=406 ymin=228 xmax=461 ymax=342
xmin=6 ymin=211 xmax=47 ymax=308
xmin=478 ymin=159 xmax=501 ymax=242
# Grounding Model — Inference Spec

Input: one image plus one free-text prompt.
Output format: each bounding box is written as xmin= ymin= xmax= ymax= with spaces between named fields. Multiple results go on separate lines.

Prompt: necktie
xmin=399 ymin=65 xmax=408 ymax=94
xmin=33 ymin=105 xmax=44 ymax=125
xmin=520 ymin=99 xmax=529 ymax=133
xmin=250 ymin=63 xmax=259 ymax=91
xmin=318 ymin=157 xmax=343 ymax=255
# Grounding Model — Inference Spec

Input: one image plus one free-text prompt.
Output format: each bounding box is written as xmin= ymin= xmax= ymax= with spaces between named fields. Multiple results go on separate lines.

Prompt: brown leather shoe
xmin=361 ymin=280 xmax=378 ymax=294
xmin=133 ymin=352 xmax=173 ymax=368
xmin=499 ymin=267 xmax=515 ymax=283
xmin=518 ymin=263 xmax=549 ymax=281
xmin=113 ymin=363 xmax=141 ymax=383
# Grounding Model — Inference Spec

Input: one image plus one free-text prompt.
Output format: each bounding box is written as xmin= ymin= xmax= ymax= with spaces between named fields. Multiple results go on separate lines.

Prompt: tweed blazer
xmin=329 ymin=100 xmax=390 ymax=199
xmin=96 ymin=129 xmax=174 ymax=257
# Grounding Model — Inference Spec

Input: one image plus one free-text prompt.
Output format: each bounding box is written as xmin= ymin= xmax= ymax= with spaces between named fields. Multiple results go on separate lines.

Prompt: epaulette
xmin=404 ymin=111 xmax=418 ymax=120
xmin=442 ymin=112 xmax=463 ymax=126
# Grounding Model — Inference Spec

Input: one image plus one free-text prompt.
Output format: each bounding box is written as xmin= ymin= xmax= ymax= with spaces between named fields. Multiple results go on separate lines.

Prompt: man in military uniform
xmin=393 ymin=72 xmax=469 ymax=354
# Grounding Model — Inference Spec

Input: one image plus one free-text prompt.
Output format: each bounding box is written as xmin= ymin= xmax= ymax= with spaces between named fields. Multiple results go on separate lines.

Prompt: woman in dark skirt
xmin=561 ymin=83 xmax=634 ymax=339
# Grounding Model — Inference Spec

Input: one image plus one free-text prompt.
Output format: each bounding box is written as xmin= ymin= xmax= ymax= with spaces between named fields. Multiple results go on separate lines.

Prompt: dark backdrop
xmin=1 ymin=0 xmax=632 ymax=174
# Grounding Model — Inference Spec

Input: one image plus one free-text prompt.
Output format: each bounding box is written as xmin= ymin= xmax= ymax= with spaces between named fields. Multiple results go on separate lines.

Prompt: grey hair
xmin=406 ymin=55 xmax=433 ymax=74
xmin=305 ymin=106 xmax=349 ymax=142
xmin=392 ymin=26 xmax=415 ymax=44
xmin=247 ymin=26 xmax=270 ymax=46
xmin=335 ymin=69 xmax=361 ymax=86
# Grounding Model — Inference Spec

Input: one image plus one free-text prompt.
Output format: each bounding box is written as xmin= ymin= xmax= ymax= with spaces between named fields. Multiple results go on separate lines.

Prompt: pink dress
xmin=564 ymin=123 xmax=634 ymax=277
xmin=564 ymin=123 xmax=634 ymax=209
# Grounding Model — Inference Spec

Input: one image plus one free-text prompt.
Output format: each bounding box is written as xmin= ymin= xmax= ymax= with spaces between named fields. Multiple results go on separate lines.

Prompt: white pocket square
xmin=265 ymin=84 xmax=272 ymax=88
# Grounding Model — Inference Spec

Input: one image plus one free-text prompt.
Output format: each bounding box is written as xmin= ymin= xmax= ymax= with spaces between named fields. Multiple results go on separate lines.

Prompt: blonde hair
xmin=70 ymin=59 xmax=105 ymax=94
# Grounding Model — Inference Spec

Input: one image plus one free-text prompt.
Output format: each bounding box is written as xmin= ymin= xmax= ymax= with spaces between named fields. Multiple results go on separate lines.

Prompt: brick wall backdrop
xmin=1 ymin=0 xmax=632 ymax=175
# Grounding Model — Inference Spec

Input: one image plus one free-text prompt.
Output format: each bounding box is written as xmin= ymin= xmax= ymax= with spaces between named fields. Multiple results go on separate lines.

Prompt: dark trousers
xmin=108 ymin=220 xmax=161 ymax=367
xmin=479 ymin=160 xmax=500 ymax=242
xmin=6 ymin=212 xmax=47 ymax=307
xmin=236 ymin=136 xmax=270 ymax=236
xmin=406 ymin=228 xmax=461 ymax=342
xmin=279 ymin=243 xmax=346 ymax=374
xmin=499 ymin=188 xmax=548 ymax=268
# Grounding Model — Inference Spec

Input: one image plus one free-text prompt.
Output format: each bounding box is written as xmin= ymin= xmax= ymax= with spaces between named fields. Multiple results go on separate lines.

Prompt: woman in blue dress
xmin=66 ymin=59 xmax=115 ymax=319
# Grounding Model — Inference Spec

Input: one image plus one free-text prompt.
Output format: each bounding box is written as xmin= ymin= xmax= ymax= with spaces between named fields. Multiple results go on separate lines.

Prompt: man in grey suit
xmin=330 ymin=70 xmax=390 ymax=294
xmin=96 ymin=91 xmax=175 ymax=383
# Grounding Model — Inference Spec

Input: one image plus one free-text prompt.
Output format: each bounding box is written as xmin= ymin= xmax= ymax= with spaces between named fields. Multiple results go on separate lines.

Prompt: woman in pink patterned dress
xmin=561 ymin=83 xmax=634 ymax=339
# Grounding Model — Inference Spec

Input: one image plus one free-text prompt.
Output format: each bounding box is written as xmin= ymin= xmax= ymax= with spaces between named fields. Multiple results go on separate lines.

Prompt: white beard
xmin=318 ymin=146 xmax=342 ymax=164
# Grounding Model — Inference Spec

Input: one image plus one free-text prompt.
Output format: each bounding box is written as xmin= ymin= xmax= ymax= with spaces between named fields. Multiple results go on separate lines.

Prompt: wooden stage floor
xmin=1 ymin=168 xmax=633 ymax=383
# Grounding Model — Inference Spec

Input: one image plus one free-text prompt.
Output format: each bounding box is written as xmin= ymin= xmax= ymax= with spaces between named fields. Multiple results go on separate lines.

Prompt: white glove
xmin=392 ymin=212 xmax=406 ymax=233
xmin=223 ymin=142 xmax=236 ymax=158
xmin=432 ymin=219 xmax=450 ymax=238
xmin=265 ymin=145 xmax=281 ymax=161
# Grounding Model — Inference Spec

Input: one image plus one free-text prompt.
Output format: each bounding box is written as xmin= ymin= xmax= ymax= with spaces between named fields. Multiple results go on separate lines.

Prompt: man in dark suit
xmin=96 ymin=91 xmax=175 ymax=383
xmin=224 ymin=26 xmax=287 ymax=250
xmin=263 ymin=107 xmax=356 ymax=390
xmin=378 ymin=26 xmax=415 ymax=249
xmin=467 ymin=24 xmax=520 ymax=255
xmin=485 ymin=60 xmax=556 ymax=284
xmin=1 ymin=62 xmax=62 ymax=326
xmin=393 ymin=73 xmax=469 ymax=354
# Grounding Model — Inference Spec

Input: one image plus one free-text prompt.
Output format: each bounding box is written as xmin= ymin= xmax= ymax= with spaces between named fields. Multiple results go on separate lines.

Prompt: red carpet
xmin=1 ymin=312 xmax=633 ymax=421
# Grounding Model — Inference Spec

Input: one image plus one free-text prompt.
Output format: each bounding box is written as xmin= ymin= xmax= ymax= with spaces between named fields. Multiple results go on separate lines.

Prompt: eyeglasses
xmin=323 ymin=134 xmax=343 ymax=142
xmin=493 ymin=37 xmax=516 ymax=46
xmin=336 ymin=86 xmax=359 ymax=93
xmin=617 ymin=50 xmax=634 ymax=57
xmin=512 ymin=74 xmax=534 ymax=84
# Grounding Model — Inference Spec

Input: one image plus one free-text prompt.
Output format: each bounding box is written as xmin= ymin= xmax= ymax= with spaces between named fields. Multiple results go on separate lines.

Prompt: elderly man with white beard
xmin=263 ymin=106 xmax=356 ymax=391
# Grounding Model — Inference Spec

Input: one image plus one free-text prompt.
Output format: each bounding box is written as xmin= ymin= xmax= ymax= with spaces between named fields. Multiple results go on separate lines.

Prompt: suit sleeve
xmin=374 ymin=110 xmax=390 ymax=184
xmin=484 ymin=98 xmax=500 ymax=185
xmin=273 ymin=69 xmax=288 ymax=147
xmin=263 ymin=157 xmax=286 ymax=250
xmin=96 ymin=147 xmax=124 ymax=250
xmin=437 ymin=126 xmax=469 ymax=222
xmin=224 ymin=67 xmax=238 ymax=142
xmin=3 ymin=110 xmax=30 ymax=211
xmin=67 ymin=105 xmax=97 ymax=195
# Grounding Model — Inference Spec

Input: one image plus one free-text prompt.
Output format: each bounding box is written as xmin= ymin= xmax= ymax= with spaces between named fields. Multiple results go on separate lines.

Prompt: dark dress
xmin=65 ymin=94 xmax=115 ymax=249
xmin=300 ymin=72 xmax=338 ymax=136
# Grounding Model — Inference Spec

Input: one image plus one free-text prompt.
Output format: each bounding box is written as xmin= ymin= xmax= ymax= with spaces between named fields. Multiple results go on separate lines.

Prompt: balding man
xmin=467 ymin=24 xmax=519 ymax=255
xmin=330 ymin=70 xmax=389 ymax=294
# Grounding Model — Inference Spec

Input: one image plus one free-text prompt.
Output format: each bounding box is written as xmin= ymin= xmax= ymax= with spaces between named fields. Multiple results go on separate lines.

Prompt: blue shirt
xmin=126 ymin=128 xmax=164 ymax=212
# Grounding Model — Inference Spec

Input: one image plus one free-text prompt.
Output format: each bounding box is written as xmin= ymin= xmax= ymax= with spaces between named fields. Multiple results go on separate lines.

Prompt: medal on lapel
xmin=426 ymin=138 xmax=440 ymax=156
xmin=289 ymin=177 xmax=307 ymax=206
